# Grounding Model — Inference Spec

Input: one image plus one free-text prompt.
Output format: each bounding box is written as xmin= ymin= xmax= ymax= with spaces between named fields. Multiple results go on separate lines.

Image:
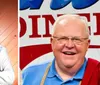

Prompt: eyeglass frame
xmin=51 ymin=36 xmax=89 ymax=45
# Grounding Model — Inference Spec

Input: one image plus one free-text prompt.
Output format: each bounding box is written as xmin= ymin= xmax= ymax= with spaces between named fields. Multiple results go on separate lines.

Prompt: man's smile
xmin=62 ymin=51 xmax=76 ymax=55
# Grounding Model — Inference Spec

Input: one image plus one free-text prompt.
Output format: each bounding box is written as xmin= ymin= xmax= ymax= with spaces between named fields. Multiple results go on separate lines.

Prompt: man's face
xmin=51 ymin=18 xmax=90 ymax=69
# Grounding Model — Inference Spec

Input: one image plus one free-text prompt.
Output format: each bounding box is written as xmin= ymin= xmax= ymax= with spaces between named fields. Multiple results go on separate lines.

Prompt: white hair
xmin=51 ymin=14 xmax=89 ymax=37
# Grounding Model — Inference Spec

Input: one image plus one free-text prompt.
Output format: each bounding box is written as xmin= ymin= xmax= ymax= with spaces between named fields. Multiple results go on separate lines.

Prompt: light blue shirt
xmin=22 ymin=58 xmax=87 ymax=85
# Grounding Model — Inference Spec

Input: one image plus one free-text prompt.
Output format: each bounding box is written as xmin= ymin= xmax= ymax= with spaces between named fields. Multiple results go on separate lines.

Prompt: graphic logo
xmin=20 ymin=0 xmax=98 ymax=10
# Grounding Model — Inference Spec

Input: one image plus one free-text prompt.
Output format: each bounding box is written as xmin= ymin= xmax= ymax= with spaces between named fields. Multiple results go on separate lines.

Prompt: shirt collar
xmin=73 ymin=58 xmax=87 ymax=79
xmin=47 ymin=58 xmax=87 ymax=80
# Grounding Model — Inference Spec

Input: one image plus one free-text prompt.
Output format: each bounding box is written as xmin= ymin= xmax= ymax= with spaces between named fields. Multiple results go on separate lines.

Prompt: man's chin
xmin=64 ymin=62 xmax=75 ymax=68
xmin=65 ymin=64 xmax=74 ymax=68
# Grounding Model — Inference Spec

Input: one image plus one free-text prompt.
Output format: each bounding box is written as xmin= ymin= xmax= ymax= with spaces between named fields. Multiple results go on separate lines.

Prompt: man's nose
xmin=65 ymin=39 xmax=75 ymax=48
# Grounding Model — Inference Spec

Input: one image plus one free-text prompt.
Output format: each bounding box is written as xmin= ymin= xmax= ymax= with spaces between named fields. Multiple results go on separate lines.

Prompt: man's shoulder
xmin=88 ymin=58 xmax=100 ymax=65
xmin=86 ymin=58 xmax=100 ymax=70
xmin=82 ymin=58 xmax=100 ymax=85
xmin=22 ymin=61 xmax=51 ymax=84
xmin=22 ymin=61 xmax=51 ymax=77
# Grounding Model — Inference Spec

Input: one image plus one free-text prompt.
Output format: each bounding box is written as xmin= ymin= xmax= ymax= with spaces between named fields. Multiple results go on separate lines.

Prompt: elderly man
xmin=0 ymin=45 xmax=15 ymax=85
xmin=22 ymin=14 xmax=100 ymax=85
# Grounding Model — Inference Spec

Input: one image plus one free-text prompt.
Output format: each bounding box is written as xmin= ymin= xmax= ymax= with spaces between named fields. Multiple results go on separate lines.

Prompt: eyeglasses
xmin=52 ymin=36 xmax=89 ymax=45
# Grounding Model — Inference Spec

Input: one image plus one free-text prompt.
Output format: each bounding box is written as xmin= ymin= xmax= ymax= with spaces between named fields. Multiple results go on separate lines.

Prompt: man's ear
xmin=88 ymin=39 xmax=90 ymax=48
xmin=50 ymin=37 xmax=53 ymax=43
xmin=88 ymin=39 xmax=90 ymax=44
